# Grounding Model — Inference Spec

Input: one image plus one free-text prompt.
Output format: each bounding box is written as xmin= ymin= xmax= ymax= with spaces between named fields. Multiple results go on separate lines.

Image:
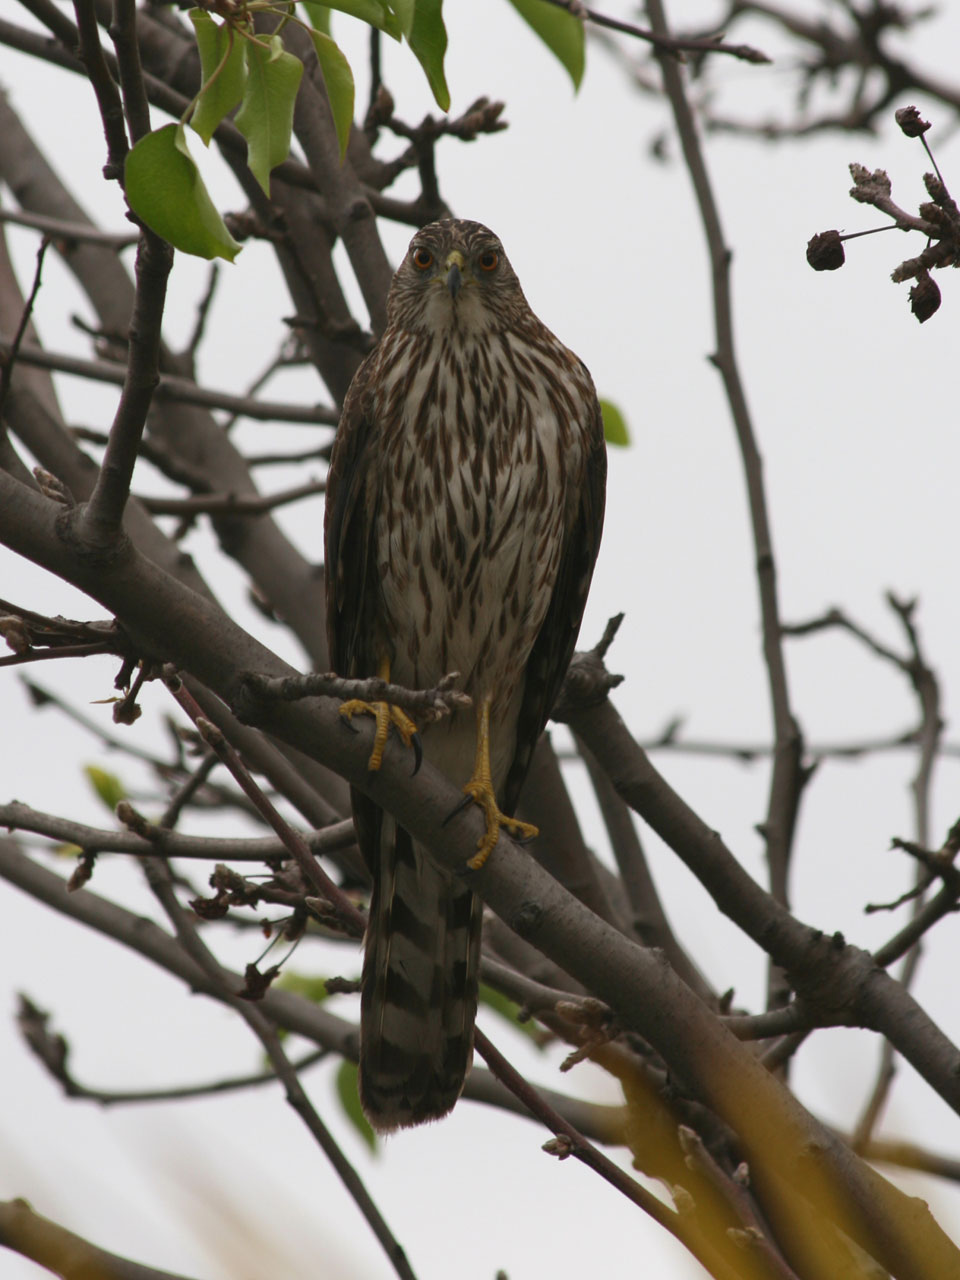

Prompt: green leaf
xmin=407 ymin=0 xmax=449 ymax=111
xmin=83 ymin=765 xmax=127 ymax=813
xmin=307 ymin=28 xmax=356 ymax=159
xmin=335 ymin=1060 xmax=378 ymax=1152
xmin=125 ymin=124 xmax=242 ymax=261
xmin=188 ymin=10 xmax=247 ymax=145
xmin=599 ymin=398 xmax=630 ymax=446
xmin=302 ymin=1 xmax=402 ymax=39
xmin=301 ymin=2 xmax=331 ymax=35
xmin=391 ymin=0 xmax=415 ymax=35
xmin=478 ymin=983 xmax=546 ymax=1047
xmin=274 ymin=971 xmax=336 ymax=1003
xmin=507 ymin=0 xmax=585 ymax=90
xmin=236 ymin=35 xmax=304 ymax=196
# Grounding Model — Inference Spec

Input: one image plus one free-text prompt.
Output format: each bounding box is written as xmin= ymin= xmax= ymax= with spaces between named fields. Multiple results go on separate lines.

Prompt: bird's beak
xmin=445 ymin=250 xmax=465 ymax=300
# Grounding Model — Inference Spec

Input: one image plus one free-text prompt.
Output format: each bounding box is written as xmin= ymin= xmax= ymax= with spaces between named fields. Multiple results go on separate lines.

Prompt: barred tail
xmin=359 ymin=818 xmax=482 ymax=1132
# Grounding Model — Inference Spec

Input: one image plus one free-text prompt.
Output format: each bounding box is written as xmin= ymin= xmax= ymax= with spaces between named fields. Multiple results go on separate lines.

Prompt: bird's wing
xmin=323 ymin=355 xmax=389 ymax=880
xmin=503 ymin=393 xmax=607 ymax=815
xmin=324 ymin=353 xmax=381 ymax=681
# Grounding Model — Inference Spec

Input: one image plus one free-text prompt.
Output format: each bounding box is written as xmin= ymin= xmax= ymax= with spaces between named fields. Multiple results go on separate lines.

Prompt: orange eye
xmin=479 ymin=250 xmax=499 ymax=272
xmin=413 ymin=247 xmax=433 ymax=270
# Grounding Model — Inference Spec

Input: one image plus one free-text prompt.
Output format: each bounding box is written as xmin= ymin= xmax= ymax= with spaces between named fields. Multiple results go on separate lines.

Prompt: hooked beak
xmin=445 ymin=250 xmax=465 ymax=300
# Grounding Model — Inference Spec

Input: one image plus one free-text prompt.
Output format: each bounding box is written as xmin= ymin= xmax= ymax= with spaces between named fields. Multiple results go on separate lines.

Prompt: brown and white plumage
xmin=324 ymin=219 xmax=606 ymax=1130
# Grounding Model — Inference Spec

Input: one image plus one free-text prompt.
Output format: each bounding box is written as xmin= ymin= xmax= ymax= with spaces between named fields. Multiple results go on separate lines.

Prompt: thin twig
xmin=0 ymin=235 xmax=50 ymax=421
xmin=852 ymin=594 xmax=944 ymax=1147
xmin=472 ymin=1029 xmax=746 ymax=1280
xmin=158 ymin=749 xmax=220 ymax=830
xmin=18 ymin=993 xmax=327 ymax=1105
xmin=164 ymin=671 xmax=366 ymax=936
xmin=557 ymin=724 xmax=960 ymax=763
xmin=136 ymin=478 xmax=325 ymax=518
xmin=0 ymin=339 xmax=339 ymax=423
xmin=542 ymin=0 xmax=770 ymax=63
xmin=71 ymin=0 xmax=128 ymax=181
xmin=109 ymin=0 xmax=151 ymax=145
xmin=184 ymin=263 xmax=220 ymax=362
xmin=576 ymin=732 xmax=713 ymax=999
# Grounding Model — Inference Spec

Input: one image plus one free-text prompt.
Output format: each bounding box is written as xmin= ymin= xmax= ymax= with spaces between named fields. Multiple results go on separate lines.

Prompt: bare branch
xmin=0 ymin=800 xmax=355 ymax=863
xmin=108 ymin=0 xmax=152 ymax=147
xmin=70 ymin=0 xmax=128 ymax=181
xmin=136 ymin=478 xmax=326 ymax=518
xmin=0 ymin=339 xmax=339 ymax=424
xmin=544 ymin=0 xmax=771 ymax=63
xmin=643 ymin=1 xmax=805 ymax=1021
xmin=0 ymin=234 xmax=50 ymax=421
xmin=17 ymin=993 xmax=327 ymax=1106
xmin=566 ymin=689 xmax=960 ymax=1119
xmin=472 ymin=1029 xmax=754 ymax=1280
xmin=0 ymin=205 xmax=137 ymax=248
xmin=246 ymin=667 xmax=472 ymax=723
xmin=165 ymin=671 xmax=365 ymax=937
xmin=141 ymin=852 xmax=417 ymax=1280
xmin=0 ymin=1196 xmax=198 ymax=1280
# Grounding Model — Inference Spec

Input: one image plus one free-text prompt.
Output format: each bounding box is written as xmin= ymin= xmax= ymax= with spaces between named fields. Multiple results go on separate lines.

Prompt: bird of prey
xmin=324 ymin=218 xmax=606 ymax=1131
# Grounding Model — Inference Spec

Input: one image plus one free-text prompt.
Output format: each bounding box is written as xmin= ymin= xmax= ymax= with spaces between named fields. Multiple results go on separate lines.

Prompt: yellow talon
xmin=464 ymin=782 xmax=538 ymax=869
xmin=340 ymin=659 xmax=418 ymax=771
xmin=463 ymin=695 xmax=539 ymax=869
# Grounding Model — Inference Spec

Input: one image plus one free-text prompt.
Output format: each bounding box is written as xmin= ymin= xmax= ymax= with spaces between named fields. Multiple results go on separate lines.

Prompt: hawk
xmin=324 ymin=219 xmax=606 ymax=1131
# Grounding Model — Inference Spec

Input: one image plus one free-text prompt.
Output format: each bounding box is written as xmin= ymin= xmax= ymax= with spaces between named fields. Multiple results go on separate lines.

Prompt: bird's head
xmin=386 ymin=219 xmax=529 ymax=335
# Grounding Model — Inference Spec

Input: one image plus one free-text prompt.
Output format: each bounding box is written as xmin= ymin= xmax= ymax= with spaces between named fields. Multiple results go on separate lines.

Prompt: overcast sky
xmin=3 ymin=3 xmax=960 ymax=1277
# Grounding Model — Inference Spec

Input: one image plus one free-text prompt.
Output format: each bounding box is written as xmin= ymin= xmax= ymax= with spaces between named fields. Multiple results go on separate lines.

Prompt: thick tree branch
xmin=0 ymin=1197 xmax=196 ymax=1280
xmin=1 ymin=471 xmax=955 ymax=1278
xmin=566 ymin=692 xmax=960 ymax=1118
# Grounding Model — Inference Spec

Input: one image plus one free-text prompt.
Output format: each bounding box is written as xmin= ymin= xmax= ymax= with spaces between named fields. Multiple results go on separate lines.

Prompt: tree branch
xmin=139 ymin=853 xmax=416 ymax=1280
xmin=0 ymin=338 xmax=338 ymax=423
xmin=644 ymin=0 xmax=805 ymax=1018
xmin=0 ymin=465 xmax=950 ymax=1276
xmin=0 ymin=1197 xmax=197 ymax=1280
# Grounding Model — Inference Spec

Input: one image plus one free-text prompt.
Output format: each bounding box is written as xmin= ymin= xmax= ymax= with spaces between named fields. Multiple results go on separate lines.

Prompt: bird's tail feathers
xmin=359 ymin=817 xmax=482 ymax=1131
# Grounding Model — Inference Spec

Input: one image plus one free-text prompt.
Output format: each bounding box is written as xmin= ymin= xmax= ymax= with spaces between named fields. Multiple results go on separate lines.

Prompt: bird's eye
xmin=412 ymin=247 xmax=434 ymax=270
xmin=479 ymin=250 xmax=499 ymax=272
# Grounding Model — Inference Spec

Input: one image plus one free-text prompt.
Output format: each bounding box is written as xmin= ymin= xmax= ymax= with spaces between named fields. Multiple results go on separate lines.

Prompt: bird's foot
xmin=339 ymin=698 xmax=420 ymax=772
xmin=461 ymin=778 xmax=539 ymax=870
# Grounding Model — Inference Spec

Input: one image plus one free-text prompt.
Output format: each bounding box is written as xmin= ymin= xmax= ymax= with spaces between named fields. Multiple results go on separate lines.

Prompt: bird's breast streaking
xmin=375 ymin=325 xmax=583 ymax=725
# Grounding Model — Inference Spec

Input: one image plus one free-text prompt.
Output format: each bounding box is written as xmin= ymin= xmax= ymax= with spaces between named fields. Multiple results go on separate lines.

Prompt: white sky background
xmin=2 ymin=2 xmax=960 ymax=1277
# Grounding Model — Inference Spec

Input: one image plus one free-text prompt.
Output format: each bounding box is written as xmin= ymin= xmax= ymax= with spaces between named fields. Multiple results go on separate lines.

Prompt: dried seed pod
xmin=909 ymin=271 xmax=941 ymax=323
xmin=806 ymin=230 xmax=845 ymax=271
xmin=895 ymin=106 xmax=931 ymax=138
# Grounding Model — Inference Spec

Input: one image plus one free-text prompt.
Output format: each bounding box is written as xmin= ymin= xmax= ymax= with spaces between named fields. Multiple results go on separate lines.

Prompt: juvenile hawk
xmin=325 ymin=219 xmax=606 ymax=1130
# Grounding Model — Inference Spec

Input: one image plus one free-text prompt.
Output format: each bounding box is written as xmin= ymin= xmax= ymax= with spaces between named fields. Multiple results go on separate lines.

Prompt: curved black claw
xmin=441 ymin=792 xmax=473 ymax=828
xmin=411 ymin=731 xmax=423 ymax=776
xmin=339 ymin=714 xmax=359 ymax=735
